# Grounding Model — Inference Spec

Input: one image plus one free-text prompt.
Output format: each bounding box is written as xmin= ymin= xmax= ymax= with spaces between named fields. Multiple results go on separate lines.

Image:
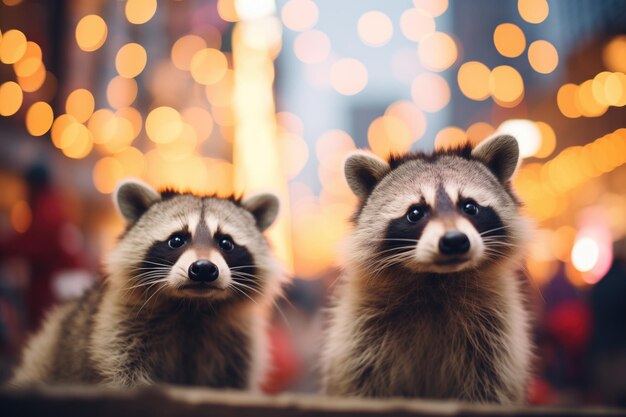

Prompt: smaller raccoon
xmin=322 ymin=135 xmax=532 ymax=403
xmin=10 ymin=180 xmax=283 ymax=389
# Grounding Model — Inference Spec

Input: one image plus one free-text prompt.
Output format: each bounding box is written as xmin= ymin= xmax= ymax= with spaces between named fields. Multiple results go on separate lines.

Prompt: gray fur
xmin=10 ymin=181 xmax=284 ymax=389
xmin=322 ymin=139 xmax=532 ymax=403
xmin=241 ymin=193 xmax=280 ymax=232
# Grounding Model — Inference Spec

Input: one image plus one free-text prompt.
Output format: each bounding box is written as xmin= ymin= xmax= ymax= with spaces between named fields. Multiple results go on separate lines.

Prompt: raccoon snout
xmin=438 ymin=231 xmax=470 ymax=255
xmin=188 ymin=259 xmax=219 ymax=282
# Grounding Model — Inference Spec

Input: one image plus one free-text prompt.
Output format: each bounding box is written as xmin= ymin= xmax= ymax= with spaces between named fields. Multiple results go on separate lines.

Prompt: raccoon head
xmin=105 ymin=180 xmax=281 ymax=305
xmin=345 ymin=135 xmax=527 ymax=274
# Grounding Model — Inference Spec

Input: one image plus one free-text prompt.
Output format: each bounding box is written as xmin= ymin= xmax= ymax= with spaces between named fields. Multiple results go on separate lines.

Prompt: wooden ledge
xmin=1 ymin=385 xmax=624 ymax=417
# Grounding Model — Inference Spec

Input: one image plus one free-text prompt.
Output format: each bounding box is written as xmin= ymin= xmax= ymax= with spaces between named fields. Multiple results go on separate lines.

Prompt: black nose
xmin=188 ymin=259 xmax=219 ymax=282
xmin=439 ymin=231 xmax=470 ymax=255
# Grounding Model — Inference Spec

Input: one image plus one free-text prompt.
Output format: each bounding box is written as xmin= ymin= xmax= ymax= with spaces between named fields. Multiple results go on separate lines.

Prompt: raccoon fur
xmin=10 ymin=180 xmax=284 ymax=389
xmin=322 ymin=135 xmax=533 ymax=403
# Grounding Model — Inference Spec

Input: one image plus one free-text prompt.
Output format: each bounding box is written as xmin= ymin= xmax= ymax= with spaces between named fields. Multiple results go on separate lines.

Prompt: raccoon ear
xmin=242 ymin=193 xmax=280 ymax=232
xmin=471 ymin=135 xmax=520 ymax=182
xmin=344 ymin=151 xmax=390 ymax=199
xmin=114 ymin=180 xmax=161 ymax=225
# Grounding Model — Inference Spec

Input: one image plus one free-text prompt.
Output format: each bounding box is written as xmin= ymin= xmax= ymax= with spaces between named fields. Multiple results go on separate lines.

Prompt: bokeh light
xmin=281 ymin=0 xmax=318 ymax=32
xmin=25 ymin=101 xmax=54 ymax=137
xmin=534 ymin=121 xmax=557 ymax=158
xmin=466 ymin=121 xmax=495 ymax=145
xmin=0 ymin=81 xmax=23 ymax=116
xmin=10 ymin=200 xmax=31 ymax=233
xmin=146 ymin=106 xmax=183 ymax=144
xmin=488 ymin=65 xmax=524 ymax=105
xmin=496 ymin=119 xmax=541 ymax=158
xmin=385 ymin=100 xmax=426 ymax=142
xmin=107 ymin=76 xmax=138 ymax=109
xmin=603 ymin=35 xmax=626 ymax=73
xmin=115 ymin=43 xmax=147 ymax=78
xmin=171 ymin=35 xmax=207 ymax=71
xmin=418 ymin=32 xmax=457 ymax=72
xmin=13 ymin=41 xmax=42 ymax=77
xmin=434 ymin=126 xmax=467 ymax=150
xmin=557 ymin=83 xmax=581 ymax=118
xmin=65 ymin=88 xmax=95 ymax=124
xmin=125 ymin=0 xmax=157 ymax=25
xmin=0 ymin=29 xmax=27 ymax=64
xmin=400 ymin=8 xmax=435 ymax=42
xmin=368 ymin=115 xmax=412 ymax=158
xmin=572 ymin=237 xmax=599 ymax=273
xmin=181 ymin=107 xmax=214 ymax=142
xmin=330 ymin=58 xmax=368 ymax=96
xmin=528 ymin=40 xmax=558 ymax=74
xmin=357 ymin=11 xmax=393 ymax=47
xmin=411 ymin=72 xmax=450 ymax=113
xmin=294 ymin=30 xmax=331 ymax=64
xmin=17 ymin=64 xmax=46 ymax=92
xmin=217 ymin=0 xmax=239 ymax=22
xmin=493 ymin=23 xmax=526 ymax=58
xmin=75 ymin=15 xmax=108 ymax=52
xmin=412 ymin=0 xmax=448 ymax=17
xmin=457 ymin=61 xmax=490 ymax=101
xmin=518 ymin=0 xmax=549 ymax=24
xmin=190 ymin=48 xmax=228 ymax=85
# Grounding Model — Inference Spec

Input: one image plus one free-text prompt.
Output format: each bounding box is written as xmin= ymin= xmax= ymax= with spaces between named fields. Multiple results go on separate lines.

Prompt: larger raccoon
xmin=10 ymin=180 xmax=283 ymax=389
xmin=322 ymin=135 xmax=532 ymax=403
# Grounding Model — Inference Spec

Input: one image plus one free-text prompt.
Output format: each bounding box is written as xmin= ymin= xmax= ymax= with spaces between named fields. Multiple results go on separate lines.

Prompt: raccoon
xmin=322 ymin=135 xmax=533 ymax=403
xmin=10 ymin=180 xmax=283 ymax=389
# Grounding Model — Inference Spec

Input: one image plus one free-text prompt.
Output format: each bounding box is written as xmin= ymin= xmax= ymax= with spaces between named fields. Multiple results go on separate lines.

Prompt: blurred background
xmin=0 ymin=0 xmax=625 ymax=406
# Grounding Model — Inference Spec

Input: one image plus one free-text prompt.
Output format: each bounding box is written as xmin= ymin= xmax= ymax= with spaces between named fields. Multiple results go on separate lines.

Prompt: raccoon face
xmin=106 ymin=180 xmax=280 ymax=304
xmin=345 ymin=135 xmax=526 ymax=274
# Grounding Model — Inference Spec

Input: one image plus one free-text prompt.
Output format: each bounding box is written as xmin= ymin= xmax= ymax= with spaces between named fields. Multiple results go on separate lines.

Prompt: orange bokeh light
xmin=107 ymin=76 xmax=138 ymax=109
xmin=25 ymin=101 xmax=54 ymax=137
xmin=75 ymin=15 xmax=107 ymax=52
xmin=557 ymin=83 xmax=581 ymax=118
xmin=125 ymin=0 xmax=157 ymax=25
xmin=466 ymin=122 xmax=495 ymax=145
xmin=0 ymin=81 xmax=23 ymax=116
xmin=0 ymin=29 xmax=27 ymax=64
xmin=603 ymin=35 xmax=626 ymax=73
xmin=457 ymin=61 xmax=490 ymax=101
xmin=368 ymin=115 xmax=413 ymax=159
xmin=528 ymin=40 xmax=558 ymax=74
xmin=493 ymin=23 xmax=526 ymax=58
xmin=65 ymin=88 xmax=95 ymax=123
xmin=13 ymin=41 xmax=42 ymax=78
xmin=488 ymin=65 xmax=524 ymax=105
xmin=518 ymin=0 xmax=549 ymax=24
xmin=190 ymin=48 xmax=228 ymax=85
xmin=435 ymin=126 xmax=468 ymax=150
xmin=115 ymin=43 xmax=147 ymax=78
xmin=171 ymin=35 xmax=207 ymax=71
xmin=385 ymin=100 xmax=427 ymax=142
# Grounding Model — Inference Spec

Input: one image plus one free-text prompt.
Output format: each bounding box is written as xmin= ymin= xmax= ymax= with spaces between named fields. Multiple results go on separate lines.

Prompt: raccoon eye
xmin=463 ymin=202 xmax=479 ymax=216
xmin=218 ymin=237 xmax=235 ymax=252
xmin=168 ymin=234 xmax=187 ymax=249
xmin=406 ymin=206 xmax=425 ymax=223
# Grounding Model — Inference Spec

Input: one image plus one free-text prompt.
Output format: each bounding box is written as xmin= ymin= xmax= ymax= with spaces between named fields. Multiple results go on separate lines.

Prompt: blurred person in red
xmin=0 ymin=164 xmax=84 ymax=331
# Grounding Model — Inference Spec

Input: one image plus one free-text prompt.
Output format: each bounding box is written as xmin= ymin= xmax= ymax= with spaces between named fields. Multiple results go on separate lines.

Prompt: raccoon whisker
xmin=230 ymin=271 xmax=260 ymax=281
xmin=139 ymin=260 xmax=175 ymax=267
xmin=125 ymin=278 xmax=170 ymax=291
xmin=479 ymin=225 xmax=510 ymax=236
xmin=228 ymin=284 xmax=258 ymax=305
xmin=374 ymin=238 xmax=421 ymax=243
xmin=229 ymin=266 xmax=258 ymax=271
xmin=136 ymin=282 xmax=168 ymax=317
xmin=230 ymin=279 xmax=263 ymax=296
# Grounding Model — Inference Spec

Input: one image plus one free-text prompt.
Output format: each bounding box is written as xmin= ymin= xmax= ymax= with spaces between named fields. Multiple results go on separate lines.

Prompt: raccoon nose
xmin=188 ymin=259 xmax=219 ymax=282
xmin=439 ymin=231 xmax=470 ymax=255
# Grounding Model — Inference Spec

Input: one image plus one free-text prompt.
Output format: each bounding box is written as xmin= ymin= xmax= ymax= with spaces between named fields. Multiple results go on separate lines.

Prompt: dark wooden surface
xmin=1 ymin=385 xmax=625 ymax=417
